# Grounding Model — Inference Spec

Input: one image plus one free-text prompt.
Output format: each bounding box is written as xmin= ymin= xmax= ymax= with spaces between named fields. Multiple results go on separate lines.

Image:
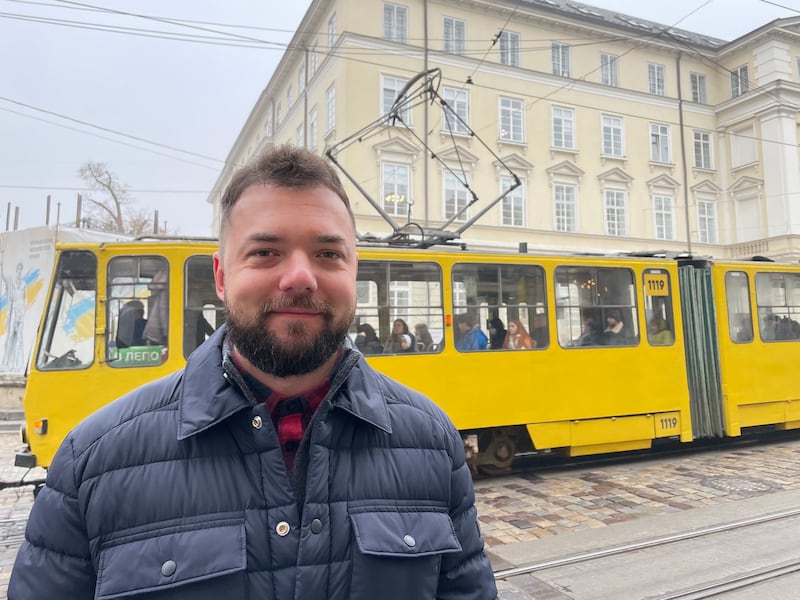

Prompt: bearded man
xmin=10 ymin=145 xmax=497 ymax=600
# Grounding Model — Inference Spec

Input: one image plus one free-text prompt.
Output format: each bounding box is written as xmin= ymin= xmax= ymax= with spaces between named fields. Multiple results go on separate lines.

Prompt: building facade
xmin=208 ymin=0 xmax=800 ymax=260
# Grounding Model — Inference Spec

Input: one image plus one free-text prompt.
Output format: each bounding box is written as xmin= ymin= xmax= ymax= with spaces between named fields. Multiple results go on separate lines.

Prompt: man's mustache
xmin=260 ymin=295 xmax=333 ymax=316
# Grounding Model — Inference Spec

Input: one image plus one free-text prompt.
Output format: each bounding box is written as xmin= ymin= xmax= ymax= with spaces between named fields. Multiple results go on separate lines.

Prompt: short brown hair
xmin=218 ymin=144 xmax=354 ymax=243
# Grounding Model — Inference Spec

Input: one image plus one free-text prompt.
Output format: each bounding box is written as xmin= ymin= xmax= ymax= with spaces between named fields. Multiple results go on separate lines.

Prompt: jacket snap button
xmin=310 ymin=518 xmax=323 ymax=534
xmin=276 ymin=521 xmax=291 ymax=536
xmin=403 ymin=535 xmax=416 ymax=548
xmin=251 ymin=416 xmax=263 ymax=429
xmin=161 ymin=560 xmax=177 ymax=577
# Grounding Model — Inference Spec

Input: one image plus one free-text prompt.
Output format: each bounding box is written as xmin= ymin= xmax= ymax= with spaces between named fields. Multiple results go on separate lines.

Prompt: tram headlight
xmin=33 ymin=419 xmax=48 ymax=435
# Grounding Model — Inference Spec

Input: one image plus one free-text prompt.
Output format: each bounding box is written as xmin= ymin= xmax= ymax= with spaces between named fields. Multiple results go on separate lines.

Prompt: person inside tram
xmin=503 ymin=319 xmax=534 ymax=350
xmin=647 ymin=316 xmax=674 ymax=346
xmin=601 ymin=309 xmax=626 ymax=345
xmin=574 ymin=311 xmax=602 ymax=347
xmin=355 ymin=323 xmax=383 ymax=355
xmin=487 ymin=317 xmax=506 ymax=350
xmin=530 ymin=308 xmax=549 ymax=348
xmin=399 ymin=334 xmax=413 ymax=352
xmin=414 ymin=322 xmax=434 ymax=351
xmin=454 ymin=313 xmax=488 ymax=351
xmin=115 ymin=300 xmax=147 ymax=348
xmin=383 ymin=318 xmax=416 ymax=353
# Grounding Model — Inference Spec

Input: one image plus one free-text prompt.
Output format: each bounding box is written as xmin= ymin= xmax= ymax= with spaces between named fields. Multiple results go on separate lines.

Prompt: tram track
xmin=493 ymin=506 xmax=800 ymax=599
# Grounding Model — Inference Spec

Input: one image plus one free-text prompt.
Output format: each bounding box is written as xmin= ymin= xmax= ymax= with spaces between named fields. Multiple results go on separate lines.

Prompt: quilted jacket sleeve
xmin=8 ymin=434 xmax=96 ymax=600
xmin=437 ymin=424 xmax=498 ymax=600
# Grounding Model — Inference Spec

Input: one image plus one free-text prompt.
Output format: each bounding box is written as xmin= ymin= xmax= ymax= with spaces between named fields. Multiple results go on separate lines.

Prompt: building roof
xmin=519 ymin=0 xmax=728 ymax=50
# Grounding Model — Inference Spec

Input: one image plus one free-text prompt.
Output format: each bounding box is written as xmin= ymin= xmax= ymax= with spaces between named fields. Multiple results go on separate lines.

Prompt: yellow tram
xmin=14 ymin=238 xmax=800 ymax=472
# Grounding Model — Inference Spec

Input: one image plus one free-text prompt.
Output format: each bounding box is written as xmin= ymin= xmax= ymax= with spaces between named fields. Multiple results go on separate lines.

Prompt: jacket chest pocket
xmin=349 ymin=508 xmax=461 ymax=600
xmin=95 ymin=518 xmax=246 ymax=600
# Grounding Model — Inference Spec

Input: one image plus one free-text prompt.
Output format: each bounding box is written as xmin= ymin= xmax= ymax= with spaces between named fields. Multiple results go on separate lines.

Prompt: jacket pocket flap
xmin=96 ymin=521 xmax=245 ymax=600
xmin=350 ymin=509 xmax=462 ymax=558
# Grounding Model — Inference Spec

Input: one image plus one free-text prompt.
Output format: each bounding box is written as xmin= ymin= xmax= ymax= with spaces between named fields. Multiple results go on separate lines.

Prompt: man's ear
xmin=213 ymin=252 xmax=225 ymax=302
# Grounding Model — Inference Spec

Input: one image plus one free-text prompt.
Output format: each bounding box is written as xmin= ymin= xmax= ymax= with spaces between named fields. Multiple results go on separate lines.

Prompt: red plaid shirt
xmin=233 ymin=356 xmax=331 ymax=471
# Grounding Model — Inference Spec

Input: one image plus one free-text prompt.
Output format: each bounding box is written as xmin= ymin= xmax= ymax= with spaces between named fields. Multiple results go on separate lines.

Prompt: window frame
xmin=499 ymin=96 xmax=524 ymax=143
xmin=648 ymin=63 xmax=666 ymax=96
xmin=551 ymin=105 xmax=575 ymax=150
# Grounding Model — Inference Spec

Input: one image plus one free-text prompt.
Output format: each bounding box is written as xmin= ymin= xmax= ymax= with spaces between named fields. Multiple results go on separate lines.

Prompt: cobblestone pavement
xmin=3 ymin=432 xmax=800 ymax=599
xmin=474 ymin=435 xmax=800 ymax=550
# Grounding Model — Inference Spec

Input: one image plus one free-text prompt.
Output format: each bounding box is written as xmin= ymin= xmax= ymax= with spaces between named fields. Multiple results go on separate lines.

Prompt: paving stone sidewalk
xmin=474 ymin=436 xmax=800 ymax=550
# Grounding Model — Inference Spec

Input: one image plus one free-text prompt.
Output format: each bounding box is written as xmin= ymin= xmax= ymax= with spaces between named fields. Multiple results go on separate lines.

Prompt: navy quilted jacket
xmin=9 ymin=326 xmax=497 ymax=599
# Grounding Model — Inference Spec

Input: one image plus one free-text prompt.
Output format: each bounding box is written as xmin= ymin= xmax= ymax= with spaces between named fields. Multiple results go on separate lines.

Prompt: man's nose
xmin=279 ymin=252 xmax=318 ymax=293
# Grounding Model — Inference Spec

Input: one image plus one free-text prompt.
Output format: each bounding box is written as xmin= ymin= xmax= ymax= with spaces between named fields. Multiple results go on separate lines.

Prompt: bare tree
xmin=77 ymin=161 xmax=153 ymax=235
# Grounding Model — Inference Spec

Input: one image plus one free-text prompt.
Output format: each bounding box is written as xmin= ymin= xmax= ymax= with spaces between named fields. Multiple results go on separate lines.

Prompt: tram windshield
xmin=36 ymin=250 xmax=97 ymax=370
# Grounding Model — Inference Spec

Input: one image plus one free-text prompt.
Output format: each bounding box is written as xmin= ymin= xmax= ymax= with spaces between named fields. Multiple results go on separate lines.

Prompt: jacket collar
xmin=177 ymin=325 xmax=392 ymax=440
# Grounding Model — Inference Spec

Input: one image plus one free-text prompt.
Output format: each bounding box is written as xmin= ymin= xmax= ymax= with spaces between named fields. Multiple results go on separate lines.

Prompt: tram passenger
xmin=9 ymin=145 xmax=497 ymax=600
xmin=602 ymin=309 xmax=627 ymax=345
xmin=355 ymin=323 xmax=383 ymax=355
xmin=503 ymin=319 xmax=534 ymax=349
xmin=531 ymin=312 xmax=549 ymax=348
xmin=414 ymin=323 xmax=434 ymax=350
xmin=383 ymin=318 xmax=416 ymax=353
xmin=647 ymin=317 xmax=674 ymax=345
xmin=574 ymin=313 xmax=602 ymax=347
xmin=454 ymin=313 xmax=488 ymax=351
xmin=115 ymin=300 xmax=147 ymax=348
xmin=487 ymin=317 xmax=506 ymax=349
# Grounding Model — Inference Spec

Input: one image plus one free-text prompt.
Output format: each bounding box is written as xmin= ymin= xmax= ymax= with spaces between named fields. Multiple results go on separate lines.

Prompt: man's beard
xmin=225 ymin=295 xmax=354 ymax=377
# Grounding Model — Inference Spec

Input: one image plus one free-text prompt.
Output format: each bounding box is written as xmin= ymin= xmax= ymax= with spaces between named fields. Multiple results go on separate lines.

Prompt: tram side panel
xmin=713 ymin=262 xmax=800 ymax=436
xmin=361 ymin=255 xmax=693 ymax=461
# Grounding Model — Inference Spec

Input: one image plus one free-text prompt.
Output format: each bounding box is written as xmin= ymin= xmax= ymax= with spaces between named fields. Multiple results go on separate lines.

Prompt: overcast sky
xmin=2 ymin=0 xmax=798 ymax=237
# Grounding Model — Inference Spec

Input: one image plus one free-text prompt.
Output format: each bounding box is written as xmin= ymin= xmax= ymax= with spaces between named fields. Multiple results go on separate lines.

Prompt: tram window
xmin=354 ymin=261 xmax=443 ymax=355
xmin=106 ymin=256 xmax=169 ymax=368
xmin=755 ymin=272 xmax=800 ymax=342
xmin=555 ymin=266 xmax=639 ymax=348
xmin=184 ymin=255 xmax=224 ymax=358
xmin=643 ymin=270 xmax=675 ymax=346
xmin=36 ymin=250 xmax=97 ymax=371
xmin=725 ymin=271 xmax=753 ymax=343
xmin=451 ymin=263 xmax=546 ymax=352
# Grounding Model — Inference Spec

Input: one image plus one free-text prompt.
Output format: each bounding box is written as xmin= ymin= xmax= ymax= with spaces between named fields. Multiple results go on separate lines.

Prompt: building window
xmin=309 ymin=108 xmax=318 ymax=150
xmin=383 ymin=3 xmax=408 ymax=43
xmin=443 ymin=16 xmax=465 ymax=54
xmin=653 ymin=195 xmax=675 ymax=241
xmin=690 ymin=73 xmax=706 ymax=103
xmin=286 ymin=86 xmax=292 ymax=109
xmin=693 ymin=130 xmax=713 ymax=169
xmin=551 ymin=42 xmax=570 ymax=77
xmin=551 ymin=106 xmax=575 ymax=150
xmin=731 ymin=125 xmax=756 ymax=167
xmin=441 ymin=87 xmax=469 ymax=135
xmin=600 ymin=53 xmax=618 ymax=87
xmin=383 ymin=75 xmax=411 ymax=125
xmin=444 ymin=171 xmax=469 ymax=221
xmin=310 ymin=46 xmax=318 ymax=75
xmin=604 ymin=189 xmax=626 ymax=237
xmin=326 ymin=85 xmax=335 ymax=132
xmin=296 ymin=124 xmax=304 ymax=147
xmin=554 ymin=184 xmax=577 ymax=232
xmin=697 ymin=199 xmax=717 ymax=244
xmin=499 ymin=30 xmax=520 ymax=67
xmin=731 ymin=65 xmax=749 ymax=98
xmin=601 ymin=115 xmax=623 ymax=157
xmin=382 ymin=163 xmax=410 ymax=217
xmin=298 ymin=64 xmax=305 ymax=92
xmin=650 ymin=123 xmax=671 ymax=163
xmin=501 ymin=176 xmax=524 ymax=227
xmin=328 ymin=13 xmax=336 ymax=49
xmin=499 ymin=96 xmax=524 ymax=143
xmin=648 ymin=63 xmax=665 ymax=96
xmin=276 ymin=103 xmax=282 ymax=127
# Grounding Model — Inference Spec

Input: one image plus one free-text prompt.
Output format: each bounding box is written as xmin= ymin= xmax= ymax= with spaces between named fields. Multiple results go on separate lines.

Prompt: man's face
xmin=213 ymin=184 xmax=358 ymax=377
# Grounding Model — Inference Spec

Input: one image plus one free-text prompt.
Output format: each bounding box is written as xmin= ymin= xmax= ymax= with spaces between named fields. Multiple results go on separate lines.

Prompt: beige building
xmin=208 ymin=0 xmax=800 ymax=261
